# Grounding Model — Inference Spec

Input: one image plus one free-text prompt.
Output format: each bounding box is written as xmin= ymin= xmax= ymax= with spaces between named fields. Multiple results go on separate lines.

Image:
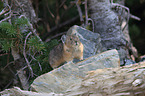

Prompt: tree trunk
xmin=12 ymin=0 xmax=37 ymax=90
xmin=11 ymin=47 xmax=29 ymax=90
xmin=88 ymin=0 xmax=129 ymax=65
xmin=16 ymin=0 xmax=37 ymax=24
xmin=3 ymin=0 xmax=37 ymax=90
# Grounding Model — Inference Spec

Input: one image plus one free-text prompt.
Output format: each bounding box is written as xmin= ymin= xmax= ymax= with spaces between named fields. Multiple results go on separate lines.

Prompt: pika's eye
xmin=75 ymin=41 xmax=78 ymax=45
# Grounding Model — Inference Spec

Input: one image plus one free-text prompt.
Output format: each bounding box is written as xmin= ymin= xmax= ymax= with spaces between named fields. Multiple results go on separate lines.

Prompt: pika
xmin=49 ymin=35 xmax=84 ymax=69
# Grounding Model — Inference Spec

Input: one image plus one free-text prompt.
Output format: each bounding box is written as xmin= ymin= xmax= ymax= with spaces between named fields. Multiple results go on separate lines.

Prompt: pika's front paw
xmin=79 ymin=56 xmax=83 ymax=60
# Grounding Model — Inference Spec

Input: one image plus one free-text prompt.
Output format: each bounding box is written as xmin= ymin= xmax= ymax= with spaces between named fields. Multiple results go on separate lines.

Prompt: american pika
xmin=49 ymin=35 xmax=84 ymax=69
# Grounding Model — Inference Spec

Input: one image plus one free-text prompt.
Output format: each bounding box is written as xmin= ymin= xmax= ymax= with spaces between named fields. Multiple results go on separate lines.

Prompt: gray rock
xmin=0 ymin=87 xmax=63 ymax=96
xmin=31 ymin=49 xmax=120 ymax=94
xmin=78 ymin=49 xmax=120 ymax=77
xmin=63 ymin=25 xmax=106 ymax=59
xmin=124 ymin=59 xmax=136 ymax=66
xmin=140 ymin=56 xmax=145 ymax=62
xmin=31 ymin=63 xmax=82 ymax=93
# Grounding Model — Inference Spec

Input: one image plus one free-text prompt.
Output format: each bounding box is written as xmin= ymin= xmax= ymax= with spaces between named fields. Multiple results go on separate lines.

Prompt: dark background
xmin=126 ymin=0 xmax=145 ymax=55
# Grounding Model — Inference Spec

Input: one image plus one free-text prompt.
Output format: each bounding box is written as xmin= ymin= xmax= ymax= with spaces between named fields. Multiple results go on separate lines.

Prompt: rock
xmin=124 ymin=59 xmax=136 ymax=66
xmin=65 ymin=61 xmax=145 ymax=96
xmin=2 ymin=61 xmax=145 ymax=96
xmin=63 ymin=25 xmax=106 ymax=60
xmin=77 ymin=49 xmax=120 ymax=77
xmin=0 ymin=87 xmax=63 ymax=96
xmin=31 ymin=49 xmax=120 ymax=94
xmin=31 ymin=63 xmax=82 ymax=94
xmin=139 ymin=55 xmax=145 ymax=62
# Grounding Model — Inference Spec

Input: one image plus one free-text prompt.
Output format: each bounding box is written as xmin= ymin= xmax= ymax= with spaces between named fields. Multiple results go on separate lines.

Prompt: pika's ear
xmin=61 ymin=35 xmax=66 ymax=44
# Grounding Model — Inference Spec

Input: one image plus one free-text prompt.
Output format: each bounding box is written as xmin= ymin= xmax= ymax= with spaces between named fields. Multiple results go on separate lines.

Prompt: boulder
xmin=2 ymin=61 xmax=145 ymax=96
xmin=31 ymin=49 xmax=120 ymax=93
xmin=63 ymin=25 xmax=106 ymax=59
xmin=77 ymin=49 xmax=120 ymax=77
xmin=65 ymin=61 xmax=145 ymax=96
xmin=0 ymin=87 xmax=63 ymax=96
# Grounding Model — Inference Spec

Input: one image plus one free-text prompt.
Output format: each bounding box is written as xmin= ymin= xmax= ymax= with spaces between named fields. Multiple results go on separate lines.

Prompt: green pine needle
xmin=15 ymin=18 xmax=28 ymax=25
xmin=1 ymin=40 xmax=13 ymax=52
xmin=28 ymin=36 xmax=45 ymax=52
xmin=0 ymin=22 xmax=16 ymax=37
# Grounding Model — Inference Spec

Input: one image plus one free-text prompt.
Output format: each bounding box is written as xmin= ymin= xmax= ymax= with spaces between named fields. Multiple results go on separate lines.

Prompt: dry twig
xmin=43 ymin=15 xmax=79 ymax=40
xmin=23 ymin=32 xmax=34 ymax=77
xmin=0 ymin=7 xmax=9 ymax=16
xmin=110 ymin=0 xmax=141 ymax=31
xmin=111 ymin=0 xmax=130 ymax=31
xmin=130 ymin=14 xmax=141 ymax=21
xmin=76 ymin=2 xmax=84 ymax=24
xmin=88 ymin=18 xmax=94 ymax=32
xmin=31 ymin=55 xmax=42 ymax=71
xmin=72 ymin=0 xmax=94 ymax=31
xmin=0 ymin=4 xmax=12 ymax=23
xmin=45 ymin=32 xmax=66 ymax=42
xmin=84 ymin=0 xmax=88 ymax=26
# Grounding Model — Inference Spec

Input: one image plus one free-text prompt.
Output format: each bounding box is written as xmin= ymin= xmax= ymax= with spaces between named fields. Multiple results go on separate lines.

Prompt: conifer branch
xmin=31 ymin=55 xmax=42 ymax=71
xmin=19 ymin=15 xmax=42 ymax=42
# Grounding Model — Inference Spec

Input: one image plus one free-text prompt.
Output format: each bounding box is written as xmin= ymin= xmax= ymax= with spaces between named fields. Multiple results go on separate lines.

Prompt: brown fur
xmin=49 ymin=35 xmax=84 ymax=69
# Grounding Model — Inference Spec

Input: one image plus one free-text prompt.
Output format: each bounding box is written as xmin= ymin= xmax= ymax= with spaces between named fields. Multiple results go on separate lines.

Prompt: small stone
xmin=132 ymin=79 xmax=143 ymax=87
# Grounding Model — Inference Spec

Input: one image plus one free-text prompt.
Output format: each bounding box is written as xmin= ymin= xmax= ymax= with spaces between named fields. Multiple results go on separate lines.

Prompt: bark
xmin=15 ymin=0 xmax=37 ymax=24
xmin=65 ymin=61 xmax=145 ymax=96
xmin=88 ymin=0 xmax=129 ymax=65
xmin=12 ymin=0 xmax=37 ymax=90
xmin=11 ymin=47 xmax=29 ymax=90
xmin=2 ymin=0 xmax=37 ymax=90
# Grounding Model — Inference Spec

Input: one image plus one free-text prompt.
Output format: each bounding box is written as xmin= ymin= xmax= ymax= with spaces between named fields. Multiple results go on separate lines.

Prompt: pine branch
xmin=19 ymin=15 xmax=42 ymax=42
